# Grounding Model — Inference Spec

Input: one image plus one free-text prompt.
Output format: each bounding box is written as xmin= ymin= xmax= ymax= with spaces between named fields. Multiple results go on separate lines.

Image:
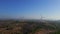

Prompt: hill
xmin=0 ymin=20 xmax=60 ymax=34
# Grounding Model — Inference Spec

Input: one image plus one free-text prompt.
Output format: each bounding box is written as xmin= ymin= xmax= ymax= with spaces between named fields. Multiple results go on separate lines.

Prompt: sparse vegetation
xmin=0 ymin=20 xmax=60 ymax=34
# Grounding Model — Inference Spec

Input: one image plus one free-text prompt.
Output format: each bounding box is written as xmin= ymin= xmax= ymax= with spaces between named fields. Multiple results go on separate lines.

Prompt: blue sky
xmin=0 ymin=0 xmax=60 ymax=20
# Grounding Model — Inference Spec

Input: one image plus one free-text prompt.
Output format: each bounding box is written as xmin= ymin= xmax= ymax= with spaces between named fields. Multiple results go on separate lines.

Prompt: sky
xmin=0 ymin=0 xmax=60 ymax=20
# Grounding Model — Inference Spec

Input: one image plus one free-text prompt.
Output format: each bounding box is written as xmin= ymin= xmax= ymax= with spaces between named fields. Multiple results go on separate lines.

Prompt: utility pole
xmin=40 ymin=15 xmax=45 ymax=22
xmin=41 ymin=15 xmax=43 ymax=21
